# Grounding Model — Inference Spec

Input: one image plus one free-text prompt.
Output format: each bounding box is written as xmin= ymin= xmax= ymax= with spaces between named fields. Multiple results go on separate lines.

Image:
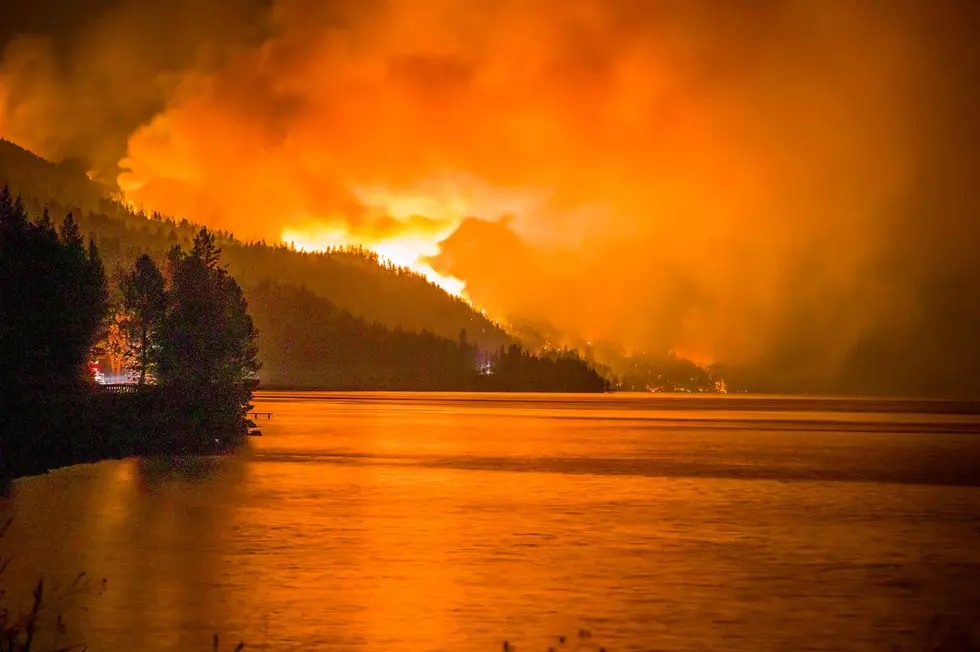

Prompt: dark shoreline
xmin=255 ymin=384 xmax=610 ymax=393
xmin=1 ymin=388 xmax=244 ymax=483
xmin=254 ymin=387 xmax=980 ymax=412
xmin=2 ymin=384 xmax=606 ymax=483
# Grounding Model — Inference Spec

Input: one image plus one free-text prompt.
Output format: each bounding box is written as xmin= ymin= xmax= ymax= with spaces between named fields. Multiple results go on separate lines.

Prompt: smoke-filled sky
xmin=3 ymin=0 xmax=980 ymax=393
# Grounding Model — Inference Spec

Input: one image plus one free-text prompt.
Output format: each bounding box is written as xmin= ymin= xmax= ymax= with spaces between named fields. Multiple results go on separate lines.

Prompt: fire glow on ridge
xmin=281 ymin=188 xmax=468 ymax=299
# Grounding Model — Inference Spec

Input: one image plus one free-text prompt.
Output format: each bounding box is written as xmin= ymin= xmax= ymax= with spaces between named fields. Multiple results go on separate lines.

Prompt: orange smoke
xmin=5 ymin=0 xmax=976 ymax=391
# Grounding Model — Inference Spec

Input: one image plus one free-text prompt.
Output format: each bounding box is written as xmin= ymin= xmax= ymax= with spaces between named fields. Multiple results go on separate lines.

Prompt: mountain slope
xmin=0 ymin=138 xmax=513 ymax=349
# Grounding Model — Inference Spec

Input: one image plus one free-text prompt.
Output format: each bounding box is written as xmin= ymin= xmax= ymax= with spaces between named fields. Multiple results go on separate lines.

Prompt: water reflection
xmin=136 ymin=456 xmax=224 ymax=485
xmin=0 ymin=393 xmax=978 ymax=651
xmin=133 ymin=454 xmax=248 ymax=490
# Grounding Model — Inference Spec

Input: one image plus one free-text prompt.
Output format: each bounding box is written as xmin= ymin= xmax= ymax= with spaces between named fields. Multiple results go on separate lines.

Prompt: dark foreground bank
xmin=1 ymin=386 xmax=249 ymax=480
xmin=2 ymin=192 xmax=259 ymax=481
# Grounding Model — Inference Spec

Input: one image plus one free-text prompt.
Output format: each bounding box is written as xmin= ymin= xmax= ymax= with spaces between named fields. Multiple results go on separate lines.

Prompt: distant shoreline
xmin=253 ymin=388 xmax=980 ymax=412
xmin=254 ymin=384 xmax=608 ymax=393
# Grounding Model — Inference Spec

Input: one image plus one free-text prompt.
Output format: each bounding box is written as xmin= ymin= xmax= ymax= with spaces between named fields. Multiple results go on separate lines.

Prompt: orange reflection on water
xmin=1 ymin=393 xmax=979 ymax=651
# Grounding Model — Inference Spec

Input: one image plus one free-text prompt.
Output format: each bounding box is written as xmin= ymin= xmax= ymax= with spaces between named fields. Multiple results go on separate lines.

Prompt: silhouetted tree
xmin=82 ymin=237 xmax=109 ymax=353
xmin=158 ymin=228 xmax=260 ymax=447
xmin=0 ymin=191 xmax=108 ymax=391
xmin=0 ymin=189 xmax=110 ymax=476
xmin=122 ymin=254 xmax=166 ymax=385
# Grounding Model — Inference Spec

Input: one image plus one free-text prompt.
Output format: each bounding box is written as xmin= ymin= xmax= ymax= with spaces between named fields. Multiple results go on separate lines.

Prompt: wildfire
xmin=283 ymin=226 xmax=467 ymax=298
xmin=281 ymin=188 xmax=469 ymax=299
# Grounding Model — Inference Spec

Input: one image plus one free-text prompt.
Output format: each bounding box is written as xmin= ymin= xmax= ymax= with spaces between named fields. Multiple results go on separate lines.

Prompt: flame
xmin=282 ymin=226 xmax=467 ymax=298
xmin=281 ymin=188 xmax=468 ymax=299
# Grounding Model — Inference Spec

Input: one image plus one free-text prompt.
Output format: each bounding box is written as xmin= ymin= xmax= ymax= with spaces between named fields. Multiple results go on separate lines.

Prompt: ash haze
xmin=3 ymin=0 xmax=980 ymax=395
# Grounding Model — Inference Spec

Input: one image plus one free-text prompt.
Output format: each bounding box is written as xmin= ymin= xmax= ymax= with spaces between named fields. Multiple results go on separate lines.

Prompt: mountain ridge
xmin=0 ymin=137 xmax=514 ymax=350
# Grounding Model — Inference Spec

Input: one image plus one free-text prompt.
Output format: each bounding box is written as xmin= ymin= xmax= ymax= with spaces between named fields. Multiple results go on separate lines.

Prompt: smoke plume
xmin=3 ymin=0 xmax=980 ymax=393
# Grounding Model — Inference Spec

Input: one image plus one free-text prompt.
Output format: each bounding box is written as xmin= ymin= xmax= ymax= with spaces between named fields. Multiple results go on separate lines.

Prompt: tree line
xmin=475 ymin=344 xmax=609 ymax=392
xmin=0 ymin=188 xmax=258 ymax=478
xmin=249 ymin=282 xmax=608 ymax=391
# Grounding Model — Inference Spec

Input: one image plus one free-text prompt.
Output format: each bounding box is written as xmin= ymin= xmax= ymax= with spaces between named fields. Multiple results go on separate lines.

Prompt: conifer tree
xmin=121 ymin=254 xmax=166 ymax=385
xmin=157 ymin=228 xmax=260 ymax=445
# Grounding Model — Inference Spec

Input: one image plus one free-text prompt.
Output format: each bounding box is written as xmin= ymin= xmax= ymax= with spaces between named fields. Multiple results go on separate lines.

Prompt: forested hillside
xmin=250 ymin=282 xmax=607 ymax=390
xmin=250 ymin=281 xmax=477 ymax=389
xmin=0 ymin=138 xmax=512 ymax=350
xmin=2 ymin=139 xmax=613 ymax=392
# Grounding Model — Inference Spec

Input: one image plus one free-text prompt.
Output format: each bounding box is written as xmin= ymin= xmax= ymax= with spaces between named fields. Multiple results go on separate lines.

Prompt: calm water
xmin=2 ymin=393 xmax=980 ymax=651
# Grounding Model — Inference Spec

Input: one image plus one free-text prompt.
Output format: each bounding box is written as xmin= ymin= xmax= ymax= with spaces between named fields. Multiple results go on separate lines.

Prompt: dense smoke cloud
xmin=3 ymin=0 xmax=980 ymax=394
xmin=0 ymin=0 xmax=268 ymax=176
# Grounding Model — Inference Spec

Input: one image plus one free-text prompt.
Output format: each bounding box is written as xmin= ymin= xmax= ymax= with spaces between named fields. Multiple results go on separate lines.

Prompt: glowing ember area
xmin=280 ymin=186 xmax=469 ymax=297
xmin=282 ymin=226 xmax=467 ymax=299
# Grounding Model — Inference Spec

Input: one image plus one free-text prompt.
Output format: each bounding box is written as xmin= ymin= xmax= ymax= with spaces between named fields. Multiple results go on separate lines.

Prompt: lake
xmin=2 ymin=392 xmax=979 ymax=651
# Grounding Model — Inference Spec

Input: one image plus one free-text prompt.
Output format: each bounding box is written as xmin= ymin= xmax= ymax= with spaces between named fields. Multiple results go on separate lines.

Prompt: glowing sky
xmin=3 ymin=0 xmax=980 ymax=393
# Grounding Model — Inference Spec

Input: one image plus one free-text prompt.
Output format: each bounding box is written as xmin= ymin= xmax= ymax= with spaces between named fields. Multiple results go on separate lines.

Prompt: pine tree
xmin=1 ymin=197 xmax=112 ymax=474
xmin=122 ymin=254 xmax=165 ymax=385
xmin=60 ymin=212 xmax=83 ymax=250
xmin=157 ymin=228 xmax=260 ymax=446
